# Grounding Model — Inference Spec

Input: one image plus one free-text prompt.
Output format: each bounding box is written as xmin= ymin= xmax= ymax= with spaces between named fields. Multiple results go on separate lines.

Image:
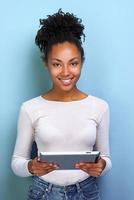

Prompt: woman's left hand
xmin=75 ymin=158 xmax=106 ymax=177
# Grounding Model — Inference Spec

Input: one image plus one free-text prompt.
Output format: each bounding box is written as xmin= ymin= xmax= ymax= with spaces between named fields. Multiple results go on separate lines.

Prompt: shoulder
xmin=20 ymin=95 xmax=42 ymax=114
xmin=89 ymin=95 xmax=109 ymax=112
xmin=87 ymin=95 xmax=110 ymax=123
xmin=18 ymin=96 xmax=42 ymax=122
xmin=21 ymin=95 xmax=41 ymax=108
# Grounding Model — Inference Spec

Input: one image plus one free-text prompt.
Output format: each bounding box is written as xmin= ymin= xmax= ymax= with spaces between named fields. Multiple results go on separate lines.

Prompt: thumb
xmin=33 ymin=157 xmax=40 ymax=162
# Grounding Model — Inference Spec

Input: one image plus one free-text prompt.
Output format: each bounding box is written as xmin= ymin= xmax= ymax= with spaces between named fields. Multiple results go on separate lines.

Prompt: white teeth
xmin=62 ymin=79 xmax=71 ymax=82
xmin=59 ymin=78 xmax=72 ymax=85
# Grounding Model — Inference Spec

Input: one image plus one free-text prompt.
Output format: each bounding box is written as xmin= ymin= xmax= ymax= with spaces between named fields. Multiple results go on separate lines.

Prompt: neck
xmin=49 ymin=86 xmax=81 ymax=101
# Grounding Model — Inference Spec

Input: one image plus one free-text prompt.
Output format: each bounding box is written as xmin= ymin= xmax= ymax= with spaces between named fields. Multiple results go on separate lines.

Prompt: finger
xmin=33 ymin=166 xmax=58 ymax=176
xmin=81 ymin=168 xmax=101 ymax=177
xmin=78 ymin=164 xmax=103 ymax=174
xmin=34 ymin=157 xmax=52 ymax=165
xmin=36 ymin=158 xmax=40 ymax=162
xmin=33 ymin=157 xmax=40 ymax=162
xmin=33 ymin=164 xmax=58 ymax=172
xmin=38 ymin=161 xmax=58 ymax=166
xmin=75 ymin=163 xmax=95 ymax=170
xmin=95 ymin=158 xmax=106 ymax=167
xmin=88 ymin=169 xmax=102 ymax=175
xmin=89 ymin=172 xmax=100 ymax=177
xmin=80 ymin=165 xmax=102 ymax=173
xmin=76 ymin=162 xmax=96 ymax=167
xmin=41 ymin=163 xmax=59 ymax=170
xmin=32 ymin=161 xmax=54 ymax=168
xmin=78 ymin=163 xmax=103 ymax=171
xmin=79 ymin=167 xmax=98 ymax=177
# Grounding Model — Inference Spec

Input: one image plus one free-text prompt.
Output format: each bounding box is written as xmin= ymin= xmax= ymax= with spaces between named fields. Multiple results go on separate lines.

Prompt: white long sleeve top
xmin=11 ymin=94 xmax=112 ymax=186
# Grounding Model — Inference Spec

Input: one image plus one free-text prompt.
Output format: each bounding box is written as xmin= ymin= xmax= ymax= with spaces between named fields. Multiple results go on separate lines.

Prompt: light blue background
xmin=1 ymin=0 xmax=134 ymax=199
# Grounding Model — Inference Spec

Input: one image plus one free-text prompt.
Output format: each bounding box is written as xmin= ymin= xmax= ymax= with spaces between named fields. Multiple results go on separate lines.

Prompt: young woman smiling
xmin=11 ymin=9 xmax=112 ymax=200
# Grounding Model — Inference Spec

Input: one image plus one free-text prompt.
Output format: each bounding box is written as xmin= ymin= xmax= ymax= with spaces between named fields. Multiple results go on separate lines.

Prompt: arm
xmin=11 ymin=104 xmax=34 ymax=177
xmin=11 ymin=104 xmax=59 ymax=177
xmin=75 ymin=103 xmax=112 ymax=176
xmin=94 ymin=103 xmax=112 ymax=175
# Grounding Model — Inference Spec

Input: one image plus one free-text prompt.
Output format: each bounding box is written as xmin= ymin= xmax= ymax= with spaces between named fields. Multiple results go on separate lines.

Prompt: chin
xmin=55 ymin=84 xmax=75 ymax=92
xmin=60 ymin=86 xmax=74 ymax=92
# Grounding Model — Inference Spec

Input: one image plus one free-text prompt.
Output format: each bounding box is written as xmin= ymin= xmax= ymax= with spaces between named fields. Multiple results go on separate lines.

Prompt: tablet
xmin=39 ymin=151 xmax=100 ymax=170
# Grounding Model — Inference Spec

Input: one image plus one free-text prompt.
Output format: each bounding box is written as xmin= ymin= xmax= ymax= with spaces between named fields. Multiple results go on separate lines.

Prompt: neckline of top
xmin=39 ymin=94 xmax=90 ymax=104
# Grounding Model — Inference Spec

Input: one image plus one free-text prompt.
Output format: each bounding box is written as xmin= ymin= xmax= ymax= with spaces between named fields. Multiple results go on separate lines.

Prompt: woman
xmin=11 ymin=9 xmax=112 ymax=200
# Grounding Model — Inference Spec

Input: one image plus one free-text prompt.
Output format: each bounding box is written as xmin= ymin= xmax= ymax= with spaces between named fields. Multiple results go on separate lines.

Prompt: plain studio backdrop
xmin=0 ymin=0 xmax=134 ymax=199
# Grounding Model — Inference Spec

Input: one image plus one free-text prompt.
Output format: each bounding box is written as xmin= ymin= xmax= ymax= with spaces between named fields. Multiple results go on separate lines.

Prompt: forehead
xmin=48 ymin=42 xmax=81 ymax=60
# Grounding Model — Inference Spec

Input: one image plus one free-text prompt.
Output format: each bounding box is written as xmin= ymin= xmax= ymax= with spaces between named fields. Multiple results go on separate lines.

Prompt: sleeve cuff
xmin=11 ymin=156 xmax=33 ymax=177
xmin=100 ymin=156 xmax=112 ymax=176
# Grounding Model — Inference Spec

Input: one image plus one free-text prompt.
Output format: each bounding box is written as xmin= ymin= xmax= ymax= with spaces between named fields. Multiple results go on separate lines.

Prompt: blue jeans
xmin=27 ymin=176 xmax=101 ymax=200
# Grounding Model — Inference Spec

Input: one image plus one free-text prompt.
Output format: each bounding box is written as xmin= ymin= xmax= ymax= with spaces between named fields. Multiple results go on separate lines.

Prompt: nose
xmin=61 ymin=65 xmax=70 ymax=76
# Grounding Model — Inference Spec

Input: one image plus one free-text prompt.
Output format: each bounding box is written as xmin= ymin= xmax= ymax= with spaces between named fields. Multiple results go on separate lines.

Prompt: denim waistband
xmin=32 ymin=176 xmax=96 ymax=192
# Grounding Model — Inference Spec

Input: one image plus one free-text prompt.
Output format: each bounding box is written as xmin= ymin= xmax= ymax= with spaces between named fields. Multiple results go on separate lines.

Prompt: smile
xmin=58 ymin=78 xmax=73 ymax=86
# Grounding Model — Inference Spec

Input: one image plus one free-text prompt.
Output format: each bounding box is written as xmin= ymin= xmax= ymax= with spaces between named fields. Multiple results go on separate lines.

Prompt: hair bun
xmin=35 ymin=9 xmax=85 ymax=62
xmin=37 ymin=8 xmax=85 ymax=46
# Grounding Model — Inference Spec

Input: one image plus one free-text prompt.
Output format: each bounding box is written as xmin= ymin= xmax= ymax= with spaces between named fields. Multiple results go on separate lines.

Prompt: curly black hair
xmin=35 ymin=9 xmax=85 ymax=63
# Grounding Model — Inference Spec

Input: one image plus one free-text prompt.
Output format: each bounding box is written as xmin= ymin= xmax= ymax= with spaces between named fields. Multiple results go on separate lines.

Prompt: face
xmin=46 ymin=42 xmax=83 ymax=93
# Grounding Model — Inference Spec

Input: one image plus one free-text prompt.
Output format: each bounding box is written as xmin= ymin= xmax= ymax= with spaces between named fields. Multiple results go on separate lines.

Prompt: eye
xmin=71 ymin=62 xmax=78 ymax=67
xmin=52 ymin=63 xmax=61 ymax=67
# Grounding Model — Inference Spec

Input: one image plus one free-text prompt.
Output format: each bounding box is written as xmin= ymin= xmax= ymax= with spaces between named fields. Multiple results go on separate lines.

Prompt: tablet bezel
xmin=39 ymin=151 xmax=100 ymax=170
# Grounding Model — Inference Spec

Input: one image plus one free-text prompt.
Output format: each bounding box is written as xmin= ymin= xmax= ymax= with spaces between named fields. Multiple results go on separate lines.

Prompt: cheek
xmin=48 ymin=66 xmax=82 ymax=77
xmin=71 ymin=67 xmax=82 ymax=76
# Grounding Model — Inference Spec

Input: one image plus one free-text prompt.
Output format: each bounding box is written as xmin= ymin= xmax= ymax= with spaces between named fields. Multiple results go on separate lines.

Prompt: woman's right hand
xmin=28 ymin=157 xmax=59 ymax=176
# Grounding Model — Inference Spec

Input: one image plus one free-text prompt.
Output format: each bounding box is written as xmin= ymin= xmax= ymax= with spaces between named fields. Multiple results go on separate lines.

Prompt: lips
xmin=58 ymin=78 xmax=73 ymax=86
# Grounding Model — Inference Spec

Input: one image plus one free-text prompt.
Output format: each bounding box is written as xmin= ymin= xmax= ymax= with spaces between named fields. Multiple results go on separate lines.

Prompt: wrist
xmin=27 ymin=160 xmax=33 ymax=174
xmin=100 ymin=158 xmax=106 ymax=170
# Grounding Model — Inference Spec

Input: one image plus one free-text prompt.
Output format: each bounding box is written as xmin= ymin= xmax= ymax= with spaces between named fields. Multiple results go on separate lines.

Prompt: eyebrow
xmin=51 ymin=57 xmax=80 ymax=62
